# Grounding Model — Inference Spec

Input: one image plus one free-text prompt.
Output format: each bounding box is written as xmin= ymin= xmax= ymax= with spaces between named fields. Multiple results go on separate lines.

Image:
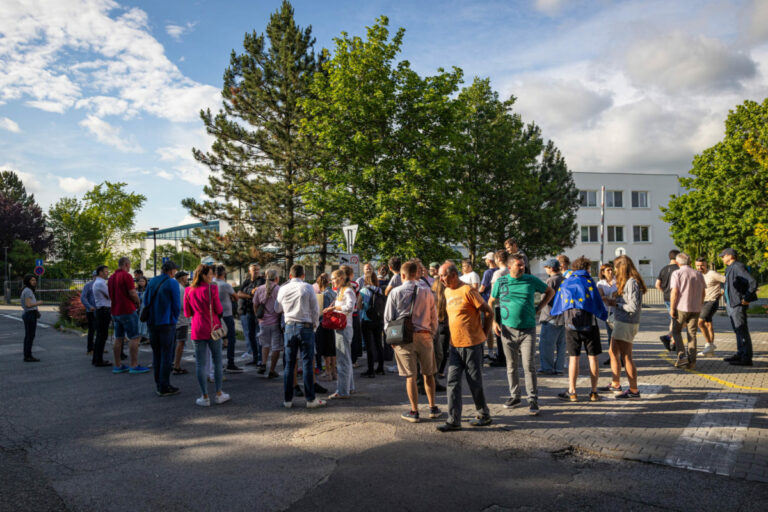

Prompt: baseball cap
xmin=175 ymin=270 xmax=189 ymax=278
xmin=718 ymin=248 xmax=736 ymax=258
xmin=543 ymin=258 xmax=561 ymax=271
xmin=484 ymin=252 xmax=495 ymax=261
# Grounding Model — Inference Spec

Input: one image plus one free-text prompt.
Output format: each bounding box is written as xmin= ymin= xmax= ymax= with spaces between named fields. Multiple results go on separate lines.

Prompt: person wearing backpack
xmin=360 ymin=271 xmax=385 ymax=377
xmin=550 ymin=256 xmax=609 ymax=403
xmin=490 ymin=254 xmax=554 ymax=416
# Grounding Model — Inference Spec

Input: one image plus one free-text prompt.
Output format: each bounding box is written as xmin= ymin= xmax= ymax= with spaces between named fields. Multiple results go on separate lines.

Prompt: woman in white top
xmin=324 ymin=269 xmax=356 ymax=398
xmin=21 ymin=274 xmax=43 ymax=362
xmin=597 ymin=264 xmax=618 ymax=363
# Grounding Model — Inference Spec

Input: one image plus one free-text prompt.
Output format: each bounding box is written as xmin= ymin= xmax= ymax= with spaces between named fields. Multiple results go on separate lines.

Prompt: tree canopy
xmin=0 ymin=170 xmax=51 ymax=255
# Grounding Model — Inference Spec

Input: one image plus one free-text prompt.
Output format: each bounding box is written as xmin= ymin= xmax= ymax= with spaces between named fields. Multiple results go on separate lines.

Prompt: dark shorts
xmin=700 ymin=300 xmax=719 ymax=323
xmin=566 ymin=326 xmax=602 ymax=356
xmin=175 ymin=325 xmax=188 ymax=342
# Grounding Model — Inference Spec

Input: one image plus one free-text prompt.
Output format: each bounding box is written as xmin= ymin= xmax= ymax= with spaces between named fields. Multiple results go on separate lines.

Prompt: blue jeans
xmin=150 ymin=324 xmax=176 ymax=391
xmin=446 ymin=344 xmax=490 ymax=425
xmin=726 ymin=304 xmax=752 ymax=361
xmin=539 ymin=322 xmax=565 ymax=374
xmin=193 ymin=339 xmax=222 ymax=396
xmin=241 ymin=313 xmax=261 ymax=363
xmin=283 ymin=324 xmax=316 ymax=403
xmin=112 ymin=312 xmax=139 ymax=339
xmin=223 ymin=316 xmax=236 ymax=365
xmin=334 ymin=323 xmax=354 ymax=396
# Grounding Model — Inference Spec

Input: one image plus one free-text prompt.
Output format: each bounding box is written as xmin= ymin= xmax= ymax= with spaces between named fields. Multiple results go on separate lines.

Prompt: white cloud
xmin=79 ymin=114 xmax=143 ymax=153
xmin=157 ymin=170 xmax=174 ymax=180
xmin=0 ymin=117 xmax=21 ymax=133
xmin=533 ymin=0 xmax=567 ymax=16
xmin=155 ymin=127 xmax=215 ymax=185
xmin=0 ymin=1 xmax=219 ymax=122
xmin=623 ymin=31 xmax=757 ymax=93
xmin=746 ymin=0 xmax=768 ymax=44
xmin=511 ymin=77 xmax=613 ymax=130
xmin=165 ymin=22 xmax=197 ymax=41
xmin=57 ymin=176 xmax=96 ymax=194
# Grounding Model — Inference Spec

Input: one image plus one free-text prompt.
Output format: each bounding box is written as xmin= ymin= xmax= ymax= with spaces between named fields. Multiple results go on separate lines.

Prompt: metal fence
xmin=3 ymin=279 xmax=87 ymax=305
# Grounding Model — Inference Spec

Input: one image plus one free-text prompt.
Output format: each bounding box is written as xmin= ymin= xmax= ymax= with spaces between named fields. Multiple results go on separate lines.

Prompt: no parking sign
xmin=339 ymin=253 xmax=360 ymax=276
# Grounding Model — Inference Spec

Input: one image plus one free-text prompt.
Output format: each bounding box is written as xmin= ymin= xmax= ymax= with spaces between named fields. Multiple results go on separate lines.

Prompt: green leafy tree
xmin=662 ymin=98 xmax=768 ymax=268
xmin=7 ymin=239 xmax=39 ymax=278
xmin=301 ymin=16 xmax=463 ymax=263
xmin=47 ymin=197 xmax=106 ymax=277
xmin=146 ymin=245 xmax=200 ymax=273
xmin=183 ymin=0 xmax=322 ymax=270
xmin=83 ymin=182 xmax=146 ymax=257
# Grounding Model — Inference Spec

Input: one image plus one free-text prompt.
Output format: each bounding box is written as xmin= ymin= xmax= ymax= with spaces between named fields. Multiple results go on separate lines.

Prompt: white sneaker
xmin=196 ymin=396 xmax=211 ymax=407
xmin=215 ymin=392 xmax=231 ymax=404
xmin=284 ymin=401 xmax=293 ymax=409
xmin=698 ymin=344 xmax=716 ymax=357
xmin=306 ymin=399 xmax=327 ymax=409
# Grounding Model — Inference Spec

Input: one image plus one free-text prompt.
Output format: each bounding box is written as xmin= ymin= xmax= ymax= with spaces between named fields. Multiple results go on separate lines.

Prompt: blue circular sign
xmin=34 ymin=266 xmax=45 ymax=276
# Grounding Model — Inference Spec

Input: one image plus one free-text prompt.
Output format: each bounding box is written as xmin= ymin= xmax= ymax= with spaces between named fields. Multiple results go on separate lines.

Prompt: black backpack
xmin=366 ymin=287 xmax=386 ymax=326
xmin=564 ymin=307 xmax=596 ymax=332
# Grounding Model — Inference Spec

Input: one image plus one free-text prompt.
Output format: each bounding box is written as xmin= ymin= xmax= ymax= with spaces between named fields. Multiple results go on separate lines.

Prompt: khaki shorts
xmin=394 ymin=332 xmax=436 ymax=377
xmin=613 ymin=320 xmax=639 ymax=343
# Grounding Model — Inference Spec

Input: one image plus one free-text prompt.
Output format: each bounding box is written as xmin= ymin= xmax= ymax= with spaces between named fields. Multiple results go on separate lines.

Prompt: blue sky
xmin=1 ymin=0 xmax=767 ymax=231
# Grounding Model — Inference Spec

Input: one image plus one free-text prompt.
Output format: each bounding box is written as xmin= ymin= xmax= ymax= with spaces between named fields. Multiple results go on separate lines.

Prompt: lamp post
xmin=151 ymin=227 xmax=159 ymax=277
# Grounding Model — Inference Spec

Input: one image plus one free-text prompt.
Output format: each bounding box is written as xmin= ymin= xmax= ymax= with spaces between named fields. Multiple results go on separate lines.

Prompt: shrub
xmin=59 ymin=291 xmax=88 ymax=328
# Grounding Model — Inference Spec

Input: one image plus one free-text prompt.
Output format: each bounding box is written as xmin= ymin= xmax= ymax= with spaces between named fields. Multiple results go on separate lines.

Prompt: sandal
xmin=173 ymin=367 xmax=188 ymax=375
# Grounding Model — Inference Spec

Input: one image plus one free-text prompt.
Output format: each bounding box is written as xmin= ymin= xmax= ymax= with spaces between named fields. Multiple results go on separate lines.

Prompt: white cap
xmin=484 ymin=252 xmax=495 ymax=261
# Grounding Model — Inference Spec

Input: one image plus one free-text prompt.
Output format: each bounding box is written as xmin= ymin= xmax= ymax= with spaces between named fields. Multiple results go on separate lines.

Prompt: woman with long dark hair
xmin=600 ymin=255 xmax=647 ymax=399
xmin=21 ymin=274 xmax=43 ymax=362
xmin=184 ymin=264 xmax=230 ymax=406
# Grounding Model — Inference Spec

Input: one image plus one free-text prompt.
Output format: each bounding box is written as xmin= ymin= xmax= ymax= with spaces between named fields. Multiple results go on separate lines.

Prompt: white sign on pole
xmin=615 ymin=247 xmax=627 ymax=257
xmin=339 ymin=253 xmax=360 ymax=276
xmin=342 ymin=224 xmax=359 ymax=254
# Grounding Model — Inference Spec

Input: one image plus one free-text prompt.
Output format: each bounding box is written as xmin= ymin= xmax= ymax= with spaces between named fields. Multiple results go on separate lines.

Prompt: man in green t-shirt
xmin=490 ymin=254 xmax=554 ymax=415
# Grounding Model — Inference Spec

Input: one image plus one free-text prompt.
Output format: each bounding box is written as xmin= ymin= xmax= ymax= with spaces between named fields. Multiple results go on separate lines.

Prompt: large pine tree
xmin=183 ymin=1 xmax=322 ymax=269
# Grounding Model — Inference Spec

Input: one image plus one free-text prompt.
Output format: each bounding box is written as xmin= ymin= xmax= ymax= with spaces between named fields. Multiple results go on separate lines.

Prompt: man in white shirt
xmin=92 ymin=265 xmax=112 ymax=367
xmin=276 ymin=264 xmax=325 ymax=409
xmin=695 ymin=257 xmax=726 ymax=357
xmin=459 ymin=259 xmax=480 ymax=290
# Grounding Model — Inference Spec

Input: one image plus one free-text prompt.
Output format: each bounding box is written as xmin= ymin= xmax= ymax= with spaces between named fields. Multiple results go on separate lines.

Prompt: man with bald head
xmin=436 ymin=261 xmax=494 ymax=432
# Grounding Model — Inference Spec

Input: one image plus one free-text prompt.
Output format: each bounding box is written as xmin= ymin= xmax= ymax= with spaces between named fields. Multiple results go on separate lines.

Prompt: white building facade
xmin=532 ymin=172 xmax=681 ymax=282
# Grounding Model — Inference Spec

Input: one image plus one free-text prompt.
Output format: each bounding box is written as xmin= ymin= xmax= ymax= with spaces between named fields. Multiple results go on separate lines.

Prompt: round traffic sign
xmin=34 ymin=266 xmax=45 ymax=276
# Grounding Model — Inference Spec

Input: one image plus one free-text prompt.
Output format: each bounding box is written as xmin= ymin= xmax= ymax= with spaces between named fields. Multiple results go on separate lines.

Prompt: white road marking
xmin=664 ymin=392 xmax=757 ymax=476
xmin=0 ymin=314 xmax=50 ymax=328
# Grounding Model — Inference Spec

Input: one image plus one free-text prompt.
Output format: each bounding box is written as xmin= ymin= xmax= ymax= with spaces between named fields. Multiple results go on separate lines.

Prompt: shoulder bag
xmin=208 ymin=284 xmax=227 ymax=341
xmin=385 ymin=285 xmax=418 ymax=346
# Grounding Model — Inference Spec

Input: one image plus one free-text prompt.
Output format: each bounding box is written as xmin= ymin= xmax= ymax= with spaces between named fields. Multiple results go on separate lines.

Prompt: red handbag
xmin=322 ymin=311 xmax=347 ymax=330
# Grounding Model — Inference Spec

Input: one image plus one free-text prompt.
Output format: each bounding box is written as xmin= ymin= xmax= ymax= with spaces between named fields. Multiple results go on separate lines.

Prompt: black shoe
xmin=157 ymin=385 xmax=180 ymax=397
xmin=437 ymin=422 xmax=462 ymax=432
xmin=375 ymin=368 xmax=385 ymax=375
xmin=503 ymin=397 xmax=522 ymax=409
xmin=225 ymin=364 xmax=244 ymax=373
xmin=23 ymin=356 xmax=40 ymax=362
xmin=93 ymin=360 xmax=112 ymax=367
xmin=314 ymin=382 xmax=328 ymax=394
xmin=293 ymin=385 xmax=304 ymax=397
xmin=723 ymin=354 xmax=741 ymax=362
xmin=659 ymin=335 xmax=672 ymax=351
xmin=528 ymin=400 xmax=540 ymax=416
xmin=361 ymin=370 xmax=375 ymax=378
xmin=435 ymin=382 xmax=446 ymax=392
xmin=729 ymin=360 xmax=753 ymax=366
xmin=489 ymin=359 xmax=506 ymax=367
xmin=256 ymin=367 xmax=266 ymax=374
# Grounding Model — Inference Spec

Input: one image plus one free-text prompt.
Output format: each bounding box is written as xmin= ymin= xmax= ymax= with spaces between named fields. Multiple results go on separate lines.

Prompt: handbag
xmin=385 ymin=285 xmax=418 ymax=346
xmin=208 ymin=284 xmax=227 ymax=341
xmin=322 ymin=310 xmax=347 ymax=330
xmin=254 ymin=302 xmax=265 ymax=320
xmin=140 ymin=275 xmax=166 ymax=324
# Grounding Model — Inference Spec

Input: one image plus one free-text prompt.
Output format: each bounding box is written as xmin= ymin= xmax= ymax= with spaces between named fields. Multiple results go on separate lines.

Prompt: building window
xmin=633 ymin=225 xmax=650 ymax=242
xmin=606 ymin=190 xmax=623 ymax=208
xmin=607 ymin=225 xmax=624 ymax=242
xmin=579 ymin=190 xmax=597 ymax=208
xmin=581 ymin=225 xmax=599 ymax=243
xmin=631 ymin=191 xmax=648 ymax=208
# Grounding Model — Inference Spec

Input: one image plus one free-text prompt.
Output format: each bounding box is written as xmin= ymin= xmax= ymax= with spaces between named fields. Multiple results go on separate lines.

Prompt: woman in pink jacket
xmin=184 ymin=264 xmax=230 ymax=406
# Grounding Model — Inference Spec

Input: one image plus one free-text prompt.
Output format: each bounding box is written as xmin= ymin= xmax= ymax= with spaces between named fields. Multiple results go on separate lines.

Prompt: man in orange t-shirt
xmin=436 ymin=261 xmax=494 ymax=432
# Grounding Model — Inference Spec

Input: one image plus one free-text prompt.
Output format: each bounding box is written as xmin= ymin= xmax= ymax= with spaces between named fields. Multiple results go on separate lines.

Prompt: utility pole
xmin=151 ymin=227 xmax=159 ymax=277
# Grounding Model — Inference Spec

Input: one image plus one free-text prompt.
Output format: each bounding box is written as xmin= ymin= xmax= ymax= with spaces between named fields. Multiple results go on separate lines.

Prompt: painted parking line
xmin=664 ymin=392 xmax=757 ymax=476
xmin=657 ymin=351 xmax=768 ymax=391
xmin=0 ymin=314 xmax=50 ymax=328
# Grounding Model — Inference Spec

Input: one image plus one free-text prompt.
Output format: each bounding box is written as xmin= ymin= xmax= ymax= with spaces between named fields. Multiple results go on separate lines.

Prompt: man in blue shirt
xmin=720 ymin=248 xmax=758 ymax=366
xmin=145 ymin=260 xmax=182 ymax=396
xmin=81 ymin=271 xmax=97 ymax=355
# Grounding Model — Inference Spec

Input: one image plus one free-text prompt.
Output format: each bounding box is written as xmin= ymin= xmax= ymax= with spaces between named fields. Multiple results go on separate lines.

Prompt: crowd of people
xmin=17 ymin=240 xmax=761 ymax=431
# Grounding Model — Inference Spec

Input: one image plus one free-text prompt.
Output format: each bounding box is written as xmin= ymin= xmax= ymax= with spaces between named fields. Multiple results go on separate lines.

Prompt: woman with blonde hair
xmin=254 ymin=268 xmax=282 ymax=378
xmin=184 ymin=264 xmax=230 ymax=406
xmin=323 ymin=269 xmax=356 ymax=398
xmin=599 ymin=255 xmax=647 ymax=399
